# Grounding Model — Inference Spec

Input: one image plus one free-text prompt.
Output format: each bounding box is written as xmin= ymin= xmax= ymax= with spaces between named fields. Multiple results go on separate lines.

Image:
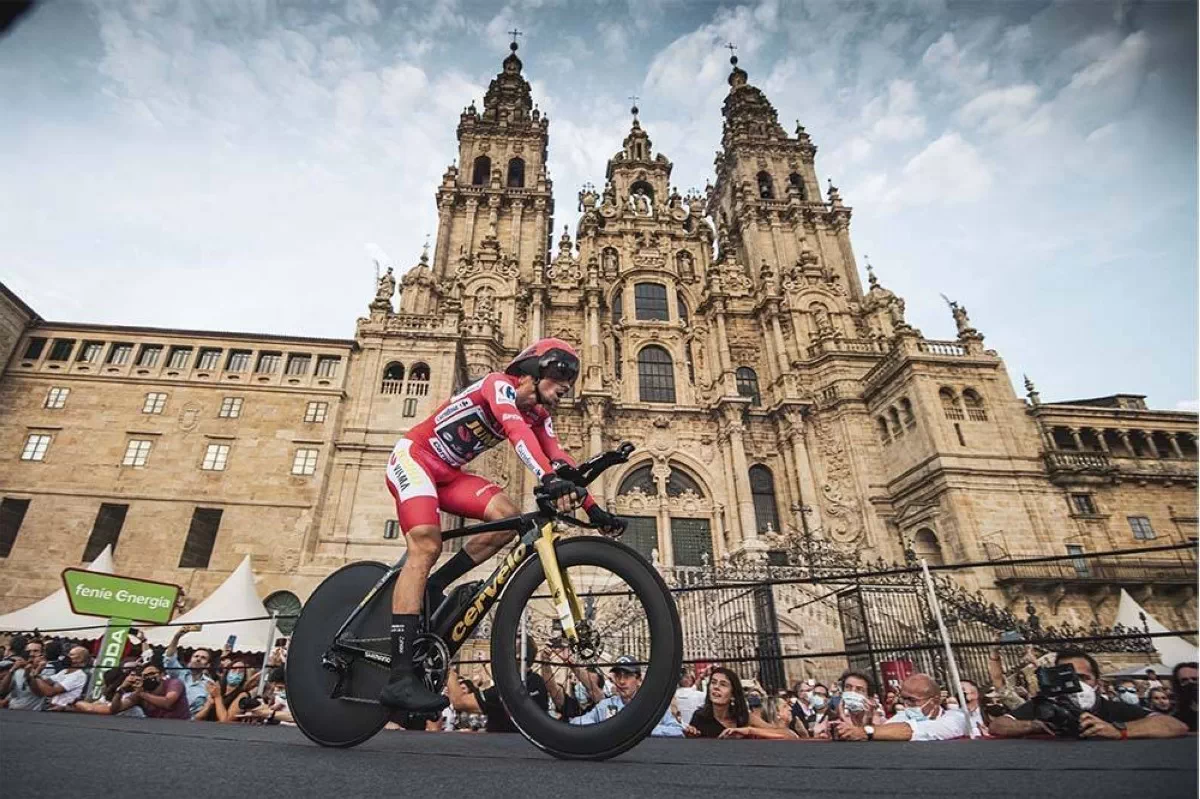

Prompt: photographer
xmin=0 ymin=638 xmax=52 ymax=711
xmin=830 ymin=673 xmax=968 ymax=741
xmin=989 ymin=648 xmax=1188 ymax=739
xmin=110 ymin=662 xmax=189 ymax=719
xmin=162 ymin=624 xmax=215 ymax=718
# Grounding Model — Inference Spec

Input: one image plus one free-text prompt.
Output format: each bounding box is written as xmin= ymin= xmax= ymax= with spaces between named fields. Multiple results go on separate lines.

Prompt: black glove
xmin=540 ymin=473 xmax=582 ymax=502
xmin=586 ymin=505 xmax=626 ymax=537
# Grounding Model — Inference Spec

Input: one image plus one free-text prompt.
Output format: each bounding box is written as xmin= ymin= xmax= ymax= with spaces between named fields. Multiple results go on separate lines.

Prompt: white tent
xmin=1114 ymin=588 xmax=1198 ymax=669
xmin=0 ymin=545 xmax=118 ymax=638
xmin=144 ymin=556 xmax=275 ymax=653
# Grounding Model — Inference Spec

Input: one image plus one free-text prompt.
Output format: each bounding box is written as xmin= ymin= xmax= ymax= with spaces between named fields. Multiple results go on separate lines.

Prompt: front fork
xmin=531 ymin=522 xmax=585 ymax=642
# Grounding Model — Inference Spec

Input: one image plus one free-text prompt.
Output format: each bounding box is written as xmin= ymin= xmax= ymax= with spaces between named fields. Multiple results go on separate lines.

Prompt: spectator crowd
xmin=3 ymin=626 xmax=1195 ymax=743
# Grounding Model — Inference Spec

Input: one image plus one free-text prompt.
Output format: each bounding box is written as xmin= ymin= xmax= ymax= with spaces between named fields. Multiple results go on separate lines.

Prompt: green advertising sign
xmin=87 ymin=619 xmax=131 ymax=702
xmin=61 ymin=570 xmax=181 ymax=625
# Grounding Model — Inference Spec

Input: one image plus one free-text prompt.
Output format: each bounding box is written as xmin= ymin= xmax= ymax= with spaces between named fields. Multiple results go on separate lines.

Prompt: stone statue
xmin=945 ymin=298 xmax=973 ymax=336
xmin=372 ymin=266 xmax=396 ymax=310
xmin=627 ymin=186 xmax=653 ymax=217
xmin=811 ymin=303 xmax=833 ymax=338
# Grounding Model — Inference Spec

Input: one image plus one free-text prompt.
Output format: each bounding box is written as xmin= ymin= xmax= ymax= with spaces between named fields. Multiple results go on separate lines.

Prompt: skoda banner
xmin=61 ymin=569 xmax=182 ymax=701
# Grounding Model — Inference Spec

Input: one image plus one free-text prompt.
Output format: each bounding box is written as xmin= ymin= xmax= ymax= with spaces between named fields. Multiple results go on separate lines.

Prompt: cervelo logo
xmin=494 ymin=380 xmax=517 ymax=407
xmin=435 ymin=397 xmax=472 ymax=424
xmin=451 ymin=542 xmax=528 ymax=643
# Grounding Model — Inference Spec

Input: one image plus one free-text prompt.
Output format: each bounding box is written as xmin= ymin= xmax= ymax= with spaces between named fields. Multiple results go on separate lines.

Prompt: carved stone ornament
xmin=720 ymin=261 xmax=753 ymax=298
xmin=806 ymin=403 xmax=866 ymax=545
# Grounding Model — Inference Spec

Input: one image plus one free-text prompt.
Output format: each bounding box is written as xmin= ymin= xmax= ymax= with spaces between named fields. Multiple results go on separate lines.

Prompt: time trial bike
xmin=285 ymin=442 xmax=683 ymax=760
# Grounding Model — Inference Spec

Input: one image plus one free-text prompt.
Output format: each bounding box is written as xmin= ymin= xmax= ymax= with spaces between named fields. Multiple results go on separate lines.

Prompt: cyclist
xmin=380 ymin=338 xmax=624 ymax=712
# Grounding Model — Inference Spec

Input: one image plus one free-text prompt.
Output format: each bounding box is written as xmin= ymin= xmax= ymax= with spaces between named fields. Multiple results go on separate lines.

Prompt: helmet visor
xmin=539 ymin=354 xmax=579 ymax=383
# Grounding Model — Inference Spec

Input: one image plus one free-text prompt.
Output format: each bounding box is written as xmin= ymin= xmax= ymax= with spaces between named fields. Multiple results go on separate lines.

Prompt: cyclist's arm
xmin=532 ymin=415 xmax=597 ymax=511
xmin=482 ymin=375 xmax=557 ymax=480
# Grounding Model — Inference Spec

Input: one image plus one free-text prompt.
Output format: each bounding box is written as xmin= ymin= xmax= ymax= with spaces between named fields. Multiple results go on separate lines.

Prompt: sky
xmin=1 ymin=0 xmax=1196 ymax=410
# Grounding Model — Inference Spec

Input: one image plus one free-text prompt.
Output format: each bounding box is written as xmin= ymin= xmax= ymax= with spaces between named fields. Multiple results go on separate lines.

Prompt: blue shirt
xmin=569 ymin=694 xmax=684 ymax=737
xmin=162 ymin=653 xmax=214 ymax=717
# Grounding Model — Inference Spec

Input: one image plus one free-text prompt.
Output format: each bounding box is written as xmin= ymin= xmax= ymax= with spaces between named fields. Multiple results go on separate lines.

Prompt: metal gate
xmin=673 ymin=577 xmax=786 ymax=692
xmin=837 ymin=582 xmax=941 ymax=691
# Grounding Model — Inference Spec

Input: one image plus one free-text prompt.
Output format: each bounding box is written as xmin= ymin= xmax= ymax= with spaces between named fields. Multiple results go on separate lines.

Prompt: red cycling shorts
xmin=384 ymin=438 xmax=504 ymax=533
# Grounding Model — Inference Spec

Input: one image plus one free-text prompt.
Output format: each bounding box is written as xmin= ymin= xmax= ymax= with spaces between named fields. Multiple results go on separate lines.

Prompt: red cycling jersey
xmin=385 ymin=372 xmax=591 ymax=533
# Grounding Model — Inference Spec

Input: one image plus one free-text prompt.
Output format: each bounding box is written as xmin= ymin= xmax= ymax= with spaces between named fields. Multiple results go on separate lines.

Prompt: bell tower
xmin=428 ymin=39 xmax=554 ymax=380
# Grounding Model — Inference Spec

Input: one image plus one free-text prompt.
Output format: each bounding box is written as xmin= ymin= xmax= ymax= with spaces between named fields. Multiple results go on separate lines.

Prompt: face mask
xmin=227 ymin=673 xmax=244 ymax=687
xmin=841 ymin=691 xmax=868 ymax=714
xmin=1070 ymin=682 xmax=1096 ymax=711
xmin=810 ymin=695 xmax=827 ymax=710
xmin=901 ymin=705 xmax=929 ymax=723
xmin=1118 ymin=691 xmax=1140 ymax=706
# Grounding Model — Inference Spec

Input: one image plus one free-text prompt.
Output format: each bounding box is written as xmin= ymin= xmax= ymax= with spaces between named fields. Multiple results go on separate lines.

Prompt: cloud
xmin=1175 ymin=400 xmax=1199 ymax=412
xmin=957 ymin=84 xmax=1040 ymax=133
xmin=857 ymin=132 xmax=992 ymax=210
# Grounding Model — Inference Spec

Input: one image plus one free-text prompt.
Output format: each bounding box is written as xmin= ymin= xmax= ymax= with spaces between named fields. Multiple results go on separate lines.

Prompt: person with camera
xmin=538 ymin=642 xmax=604 ymax=720
xmin=831 ymin=673 xmax=969 ymax=741
xmin=0 ymin=638 xmax=53 ymax=711
xmin=161 ymin=624 xmax=215 ymax=719
xmin=568 ymin=655 xmax=685 ymax=736
xmin=110 ymin=661 xmax=190 ymax=719
xmin=988 ymin=648 xmax=1188 ymax=739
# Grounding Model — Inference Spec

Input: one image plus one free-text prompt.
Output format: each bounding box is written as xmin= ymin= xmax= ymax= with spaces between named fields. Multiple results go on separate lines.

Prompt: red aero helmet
xmin=505 ymin=337 xmax=580 ymax=382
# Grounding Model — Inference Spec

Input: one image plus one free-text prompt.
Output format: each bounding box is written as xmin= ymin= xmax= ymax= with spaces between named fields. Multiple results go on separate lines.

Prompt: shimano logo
xmin=362 ymin=650 xmax=391 ymax=664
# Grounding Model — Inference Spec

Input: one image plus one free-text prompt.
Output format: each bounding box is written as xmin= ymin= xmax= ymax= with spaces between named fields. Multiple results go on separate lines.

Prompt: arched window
xmin=407 ymin=362 xmax=431 ymax=396
xmin=878 ymin=416 xmax=891 ymax=444
xmin=912 ymin=528 xmax=945 ymax=567
xmin=638 ymin=345 xmax=676 ymax=403
xmin=757 ymin=171 xmax=775 ymax=200
xmin=889 ymin=407 xmax=903 ymax=437
xmin=634 ymin=282 xmax=669 ymax=321
xmin=382 ymin=362 xmax=405 ymax=394
xmin=939 ymin=388 xmax=964 ymax=420
xmin=749 ymin=465 xmax=779 ymax=534
xmin=962 ymin=389 xmax=987 ymax=421
xmin=471 ymin=155 xmax=491 ymax=185
xmin=610 ymin=289 xmax=623 ymax=324
xmin=506 ymin=157 xmax=525 ymax=188
xmin=899 ymin=397 xmax=916 ymax=429
xmin=677 ymin=291 xmax=689 ymax=325
xmin=788 ymin=172 xmax=806 ymax=201
xmin=736 ymin=367 xmax=761 ymax=406
xmin=618 ymin=464 xmax=657 ymax=495
xmin=629 ymin=180 xmax=655 ymax=204
xmin=666 ymin=467 xmax=704 ymax=497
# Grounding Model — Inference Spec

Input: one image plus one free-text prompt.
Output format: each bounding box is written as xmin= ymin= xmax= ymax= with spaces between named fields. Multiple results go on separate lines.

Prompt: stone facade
xmin=0 ymin=48 xmax=1195 ymax=650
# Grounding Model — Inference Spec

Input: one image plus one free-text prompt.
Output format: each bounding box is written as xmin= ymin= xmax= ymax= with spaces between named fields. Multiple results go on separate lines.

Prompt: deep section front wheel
xmin=287 ymin=561 xmax=390 ymax=748
xmin=490 ymin=536 xmax=683 ymax=760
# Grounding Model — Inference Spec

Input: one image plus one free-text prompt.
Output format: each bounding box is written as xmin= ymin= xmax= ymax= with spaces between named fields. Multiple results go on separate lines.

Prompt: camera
xmin=238 ymin=695 xmax=263 ymax=712
xmin=1028 ymin=664 xmax=1084 ymax=737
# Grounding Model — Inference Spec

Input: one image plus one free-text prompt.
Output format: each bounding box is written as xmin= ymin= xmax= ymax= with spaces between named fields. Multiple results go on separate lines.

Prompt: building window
xmin=407 ymin=362 xmax=430 ymax=395
xmin=610 ymin=289 xmax=623 ymax=324
xmin=634 ymin=282 xmax=670 ymax=321
xmin=291 ymin=448 xmax=319 ymax=476
xmin=472 ymin=155 xmax=491 ymax=185
xmin=48 ymin=339 xmax=76 ymax=361
xmin=788 ymin=172 xmax=807 ymax=200
xmin=618 ymin=515 xmax=657 ymax=561
xmin=963 ymin=389 xmax=987 ymax=421
xmin=1129 ymin=516 xmax=1156 ymax=540
xmin=637 ymin=346 xmax=676 ymax=403
xmin=304 ymin=401 xmax=328 ymax=423
xmin=913 ymin=528 xmax=945 ymax=567
xmin=382 ymin=362 xmax=405 ymax=393
xmin=403 ymin=398 xmax=418 ymax=417
xmin=44 ymin=387 xmax=70 ymax=409
xmin=82 ymin=503 xmax=128 ymax=561
xmin=899 ymin=398 xmax=916 ymax=429
xmin=315 ymin=356 xmax=340 ymax=378
xmin=136 ymin=345 xmax=162 ymax=368
xmin=197 ymin=348 xmax=222 ymax=370
xmin=736 ymin=367 xmax=761 ymax=406
xmin=122 ymin=439 xmax=153 ymax=468
xmin=749 ymin=465 xmax=779 ymax=534
xmin=256 ymin=352 xmax=281 ymax=374
xmin=179 ymin=507 xmax=222 ymax=568
xmin=107 ymin=344 xmax=133 ymax=365
xmin=226 ymin=350 xmax=251 ymax=372
xmin=21 ymin=434 xmax=51 ymax=462
xmin=218 ymin=397 xmax=243 ymax=418
xmin=756 ymin=171 xmax=775 ymax=200
xmin=202 ymin=444 xmax=230 ymax=471
xmin=167 ymin=347 xmax=192 ymax=369
xmin=666 ymin=468 xmax=703 ymax=497
xmin=671 ymin=517 xmax=713 ymax=567
xmin=23 ymin=338 xmax=47 ymax=359
xmin=79 ymin=342 xmax=104 ymax=363
xmin=1069 ymin=493 xmax=1097 ymax=515
xmin=877 ymin=416 xmax=891 ymax=444
xmin=285 ymin=354 xmax=311 ymax=376
xmin=1066 ymin=544 xmax=1090 ymax=577
xmin=142 ymin=392 xmax=168 ymax=414
xmin=507 ymin=157 xmax=525 ymax=188
xmin=383 ymin=520 xmax=400 ymax=540
xmin=0 ymin=498 xmax=31 ymax=558
xmin=939 ymin=388 xmax=963 ymax=420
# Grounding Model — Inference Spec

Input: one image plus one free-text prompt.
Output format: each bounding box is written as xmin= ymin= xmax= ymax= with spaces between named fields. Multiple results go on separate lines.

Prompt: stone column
xmin=1142 ymin=431 xmax=1160 ymax=459
xmin=713 ymin=299 xmax=733 ymax=393
xmin=652 ymin=461 xmax=673 ymax=567
xmin=585 ymin=293 xmax=602 ymax=391
xmin=462 ymin=199 xmax=478 ymax=252
xmin=530 ymin=288 xmax=545 ymax=339
xmin=1117 ymin=429 xmax=1134 ymax=456
xmin=770 ymin=311 xmax=790 ymax=376
xmin=717 ymin=428 xmax=743 ymax=547
xmin=1095 ymin=428 xmax=1111 ymax=453
xmin=583 ymin=398 xmax=606 ymax=498
xmin=785 ymin=408 xmax=824 ymax=533
xmin=721 ymin=404 xmax=761 ymax=543
xmin=712 ymin=504 xmax=727 ymax=560
xmin=510 ymin=199 xmax=524 ymax=261
xmin=1069 ymin=427 xmax=1085 ymax=451
xmin=434 ymin=197 xmax=454 ymax=278
xmin=1167 ymin=432 xmax=1185 ymax=460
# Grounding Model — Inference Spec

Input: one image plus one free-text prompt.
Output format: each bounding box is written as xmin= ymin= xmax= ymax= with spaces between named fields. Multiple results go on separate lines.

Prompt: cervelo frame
xmin=325 ymin=443 xmax=635 ymax=676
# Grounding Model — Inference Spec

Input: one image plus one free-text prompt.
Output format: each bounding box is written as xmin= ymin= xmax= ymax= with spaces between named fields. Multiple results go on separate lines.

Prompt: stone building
xmin=0 ymin=46 xmax=1195 ymax=658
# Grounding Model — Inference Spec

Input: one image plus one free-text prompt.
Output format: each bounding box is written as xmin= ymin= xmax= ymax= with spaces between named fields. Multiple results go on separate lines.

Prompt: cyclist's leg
xmin=381 ymin=441 xmax=449 ymax=711
xmin=435 ymin=474 xmax=521 ymax=576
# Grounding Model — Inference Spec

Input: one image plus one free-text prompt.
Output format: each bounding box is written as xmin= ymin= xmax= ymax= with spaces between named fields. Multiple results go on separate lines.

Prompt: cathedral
xmin=0 ymin=43 xmax=1196 ymax=658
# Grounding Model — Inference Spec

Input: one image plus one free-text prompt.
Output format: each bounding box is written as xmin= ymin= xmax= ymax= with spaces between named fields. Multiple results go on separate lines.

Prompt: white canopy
xmin=0 ymin=545 xmax=117 ymax=638
xmin=144 ymin=556 xmax=275 ymax=653
xmin=1114 ymin=588 xmax=1198 ymax=669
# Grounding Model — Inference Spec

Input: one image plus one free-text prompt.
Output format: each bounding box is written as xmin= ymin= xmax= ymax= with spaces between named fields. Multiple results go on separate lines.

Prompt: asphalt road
xmin=2 ymin=712 xmax=1196 ymax=799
